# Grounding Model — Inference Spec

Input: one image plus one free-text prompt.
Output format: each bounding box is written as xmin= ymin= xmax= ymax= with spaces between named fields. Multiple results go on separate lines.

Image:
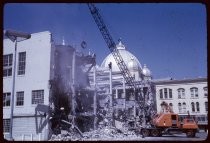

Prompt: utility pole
xmin=71 ymin=49 xmax=76 ymax=122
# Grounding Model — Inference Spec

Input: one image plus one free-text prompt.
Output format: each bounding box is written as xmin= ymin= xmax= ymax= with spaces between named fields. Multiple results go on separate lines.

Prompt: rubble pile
xmin=49 ymin=126 xmax=141 ymax=141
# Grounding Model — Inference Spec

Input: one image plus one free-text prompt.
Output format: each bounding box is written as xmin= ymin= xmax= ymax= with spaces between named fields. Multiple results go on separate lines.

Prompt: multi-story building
xmin=154 ymin=77 xmax=208 ymax=130
xmin=3 ymin=30 xmax=95 ymax=140
xmin=3 ymin=31 xmax=52 ymax=140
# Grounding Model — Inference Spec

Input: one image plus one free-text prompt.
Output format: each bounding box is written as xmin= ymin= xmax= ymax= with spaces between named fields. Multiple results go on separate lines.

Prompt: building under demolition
xmin=3 ymin=31 xmax=96 ymax=140
xmin=3 ymin=30 xmax=207 ymax=141
xmin=3 ymin=31 xmax=156 ymax=140
xmin=87 ymin=40 xmax=156 ymax=130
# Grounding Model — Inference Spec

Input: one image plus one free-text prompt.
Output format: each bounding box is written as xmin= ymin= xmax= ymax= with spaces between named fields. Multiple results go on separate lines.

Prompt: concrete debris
xmin=49 ymin=126 xmax=140 ymax=141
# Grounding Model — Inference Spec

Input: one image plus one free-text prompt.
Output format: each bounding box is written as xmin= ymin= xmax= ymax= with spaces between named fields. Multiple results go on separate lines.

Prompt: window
xmin=3 ymin=54 xmax=13 ymax=77
xmin=3 ymin=119 xmax=10 ymax=132
xmin=182 ymin=102 xmax=186 ymax=113
xmin=178 ymin=103 xmax=182 ymax=113
xmin=178 ymin=88 xmax=185 ymax=99
xmin=164 ymin=88 xmax=168 ymax=99
xmin=3 ymin=93 xmax=11 ymax=107
xmin=196 ymin=102 xmax=200 ymax=112
xmin=191 ymin=102 xmax=195 ymax=112
xmin=18 ymin=52 xmax=26 ymax=75
xmin=169 ymin=103 xmax=173 ymax=111
xmin=159 ymin=89 xmax=163 ymax=99
xmin=32 ymin=90 xmax=44 ymax=104
xmin=16 ymin=91 xmax=24 ymax=106
xmin=204 ymin=87 xmax=208 ymax=97
xmin=160 ymin=88 xmax=172 ymax=99
xmin=190 ymin=87 xmax=198 ymax=98
xmin=169 ymin=89 xmax=172 ymax=98
xmin=205 ymin=102 xmax=208 ymax=112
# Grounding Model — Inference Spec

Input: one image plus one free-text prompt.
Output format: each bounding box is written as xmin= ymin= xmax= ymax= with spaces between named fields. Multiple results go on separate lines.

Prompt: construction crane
xmin=87 ymin=3 xmax=154 ymax=127
xmin=87 ymin=3 xmax=138 ymax=88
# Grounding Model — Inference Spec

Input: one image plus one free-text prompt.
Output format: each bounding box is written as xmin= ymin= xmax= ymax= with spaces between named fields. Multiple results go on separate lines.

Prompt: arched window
xmin=196 ymin=102 xmax=200 ymax=112
xmin=190 ymin=87 xmax=198 ymax=98
xmin=178 ymin=103 xmax=182 ymax=113
xmin=191 ymin=102 xmax=195 ymax=112
xmin=182 ymin=102 xmax=186 ymax=113
xmin=205 ymin=102 xmax=208 ymax=112
xmin=203 ymin=87 xmax=208 ymax=97
xmin=169 ymin=103 xmax=173 ymax=112
xmin=177 ymin=88 xmax=185 ymax=99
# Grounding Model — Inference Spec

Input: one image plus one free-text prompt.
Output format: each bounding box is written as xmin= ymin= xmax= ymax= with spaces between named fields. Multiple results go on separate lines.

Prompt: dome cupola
xmin=142 ymin=64 xmax=152 ymax=78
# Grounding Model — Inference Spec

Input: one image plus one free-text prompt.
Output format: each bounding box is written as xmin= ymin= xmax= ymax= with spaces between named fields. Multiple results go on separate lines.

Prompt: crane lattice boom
xmin=87 ymin=3 xmax=138 ymax=88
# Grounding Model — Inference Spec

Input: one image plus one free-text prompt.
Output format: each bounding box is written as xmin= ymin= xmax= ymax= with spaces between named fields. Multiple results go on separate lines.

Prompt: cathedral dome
xmin=101 ymin=40 xmax=142 ymax=72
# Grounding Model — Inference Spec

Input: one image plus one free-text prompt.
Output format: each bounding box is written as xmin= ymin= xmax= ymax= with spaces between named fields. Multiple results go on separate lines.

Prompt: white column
xmin=30 ymin=134 xmax=33 ymax=141
xmin=93 ymin=66 xmax=97 ymax=130
xmin=22 ymin=134 xmax=25 ymax=141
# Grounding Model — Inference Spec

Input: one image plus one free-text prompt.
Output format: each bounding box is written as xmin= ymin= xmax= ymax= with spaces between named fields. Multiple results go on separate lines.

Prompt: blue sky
xmin=4 ymin=3 xmax=207 ymax=79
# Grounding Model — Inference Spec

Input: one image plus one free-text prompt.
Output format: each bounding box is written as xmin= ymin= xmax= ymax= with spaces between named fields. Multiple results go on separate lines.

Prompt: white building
xmin=3 ymin=31 xmax=52 ymax=140
xmin=3 ymin=30 xmax=96 ymax=141
xmin=154 ymin=77 xmax=208 ymax=130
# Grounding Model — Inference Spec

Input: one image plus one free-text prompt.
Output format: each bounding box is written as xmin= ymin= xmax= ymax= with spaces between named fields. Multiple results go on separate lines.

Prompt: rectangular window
xmin=32 ymin=90 xmax=44 ymax=104
xmin=3 ymin=93 xmax=11 ymax=107
xmin=18 ymin=52 xmax=26 ymax=75
xmin=205 ymin=102 xmax=208 ymax=112
xmin=3 ymin=54 xmax=13 ymax=77
xmin=16 ymin=91 xmax=24 ymax=106
xmin=164 ymin=88 xmax=167 ymax=99
xmin=3 ymin=119 xmax=10 ymax=133
xmin=169 ymin=89 xmax=172 ymax=98
xmin=160 ymin=89 xmax=163 ymax=99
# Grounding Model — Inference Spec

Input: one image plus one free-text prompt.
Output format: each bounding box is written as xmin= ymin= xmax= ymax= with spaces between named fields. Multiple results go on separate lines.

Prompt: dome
xmin=142 ymin=64 xmax=152 ymax=77
xmin=101 ymin=40 xmax=142 ymax=72
xmin=127 ymin=56 xmax=139 ymax=71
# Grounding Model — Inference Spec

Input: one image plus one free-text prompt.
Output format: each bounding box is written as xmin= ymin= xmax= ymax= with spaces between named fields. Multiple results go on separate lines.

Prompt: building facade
xmin=3 ymin=31 xmax=52 ymax=140
xmin=154 ymin=78 xmax=208 ymax=130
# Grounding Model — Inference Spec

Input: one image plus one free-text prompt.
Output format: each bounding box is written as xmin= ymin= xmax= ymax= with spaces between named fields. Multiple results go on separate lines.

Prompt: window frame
xmin=18 ymin=52 xmax=26 ymax=75
xmin=32 ymin=90 xmax=44 ymax=105
xmin=3 ymin=92 xmax=11 ymax=107
xmin=16 ymin=91 xmax=24 ymax=106
xmin=177 ymin=88 xmax=185 ymax=99
xmin=159 ymin=89 xmax=163 ymax=99
xmin=3 ymin=119 xmax=10 ymax=133
xmin=191 ymin=102 xmax=195 ymax=112
xmin=178 ymin=102 xmax=182 ymax=113
xmin=203 ymin=87 xmax=208 ymax=97
xmin=159 ymin=88 xmax=173 ymax=99
xmin=3 ymin=54 xmax=13 ymax=77
xmin=182 ymin=102 xmax=186 ymax=113
xmin=190 ymin=87 xmax=198 ymax=98
xmin=205 ymin=101 xmax=208 ymax=112
xmin=196 ymin=102 xmax=200 ymax=112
